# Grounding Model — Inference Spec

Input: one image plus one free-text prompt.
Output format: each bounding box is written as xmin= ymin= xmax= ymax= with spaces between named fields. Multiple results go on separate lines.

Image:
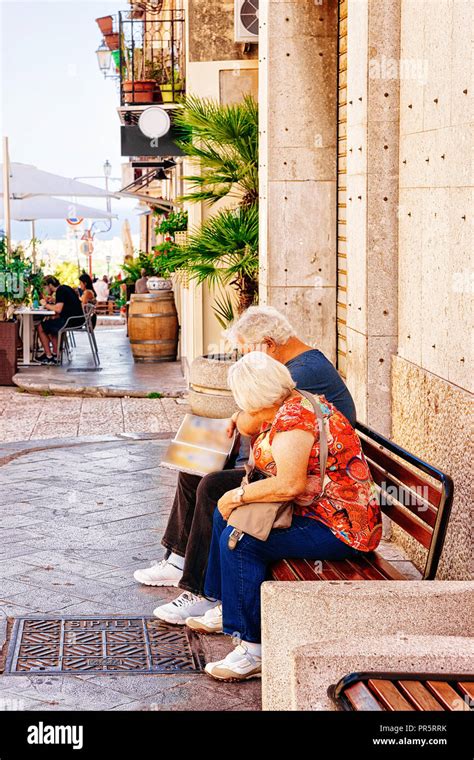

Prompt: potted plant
xmin=104 ymin=31 xmax=120 ymax=51
xmin=123 ymin=246 xmax=179 ymax=293
xmin=0 ymin=237 xmax=29 ymax=384
xmin=167 ymin=96 xmax=258 ymax=416
xmin=160 ymin=68 xmax=184 ymax=103
xmin=122 ymin=53 xmax=157 ymax=104
xmin=96 ymin=15 xmax=114 ymax=35
xmin=155 ymin=210 xmax=188 ymax=238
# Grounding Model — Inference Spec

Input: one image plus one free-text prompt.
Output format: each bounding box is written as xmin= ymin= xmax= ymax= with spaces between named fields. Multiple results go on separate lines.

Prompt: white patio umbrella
xmin=2 ymin=196 xmax=116 ymax=268
xmin=0 ymin=161 xmax=119 ymax=199
xmin=7 ymin=196 xmax=116 ymax=221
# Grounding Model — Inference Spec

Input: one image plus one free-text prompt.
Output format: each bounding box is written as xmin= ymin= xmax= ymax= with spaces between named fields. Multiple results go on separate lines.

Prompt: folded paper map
xmin=161 ymin=414 xmax=236 ymax=476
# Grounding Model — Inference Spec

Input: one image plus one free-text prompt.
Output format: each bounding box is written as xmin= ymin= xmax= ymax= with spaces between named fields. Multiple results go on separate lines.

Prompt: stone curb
xmin=12 ymin=376 xmax=188 ymax=399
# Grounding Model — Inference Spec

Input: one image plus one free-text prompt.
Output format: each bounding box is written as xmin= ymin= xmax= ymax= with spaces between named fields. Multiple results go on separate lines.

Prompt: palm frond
xmin=173 ymin=95 xmax=258 ymax=206
xmin=212 ymin=288 xmax=236 ymax=329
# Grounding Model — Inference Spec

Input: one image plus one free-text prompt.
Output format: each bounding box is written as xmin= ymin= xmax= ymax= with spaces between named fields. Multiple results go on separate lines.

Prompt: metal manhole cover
xmin=4 ymin=617 xmax=205 ymax=675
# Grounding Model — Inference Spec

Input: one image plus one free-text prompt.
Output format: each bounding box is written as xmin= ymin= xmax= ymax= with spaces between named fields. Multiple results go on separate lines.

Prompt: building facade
xmin=259 ymin=0 xmax=473 ymax=580
xmin=98 ymin=0 xmax=471 ymax=580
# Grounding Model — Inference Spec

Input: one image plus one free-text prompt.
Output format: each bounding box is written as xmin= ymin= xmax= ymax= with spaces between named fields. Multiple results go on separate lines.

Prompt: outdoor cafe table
xmin=14 ymin=307 xmax=51 ymax=366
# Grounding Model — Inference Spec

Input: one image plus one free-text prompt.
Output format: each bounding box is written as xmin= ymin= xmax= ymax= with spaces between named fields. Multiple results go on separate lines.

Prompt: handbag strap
xmin=297 ymin=389 xmax=328 ymax=492
xmin=244 ymin=389 xmax=329 ymax=493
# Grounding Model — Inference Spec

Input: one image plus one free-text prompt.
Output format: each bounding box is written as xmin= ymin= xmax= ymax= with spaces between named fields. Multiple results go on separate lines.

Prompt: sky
xmin=0 ymin=0 xmax=139 ymax=241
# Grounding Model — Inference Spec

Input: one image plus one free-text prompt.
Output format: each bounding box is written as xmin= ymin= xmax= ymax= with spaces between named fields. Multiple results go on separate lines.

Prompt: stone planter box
xmin=0 ymin=321 xmax=19 ymax=385
xmin=189 ymin=354 xmax=238 ymax=419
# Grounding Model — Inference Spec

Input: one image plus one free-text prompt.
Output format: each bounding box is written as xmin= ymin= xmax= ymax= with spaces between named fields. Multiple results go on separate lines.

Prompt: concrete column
xmin=259 ymin=0 xmax=338 ymax=360
xmin=345 ymin=0 xmax=400 ymax=433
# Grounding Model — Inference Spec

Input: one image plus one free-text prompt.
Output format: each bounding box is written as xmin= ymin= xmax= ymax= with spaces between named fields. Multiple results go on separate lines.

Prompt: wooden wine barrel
xmin=128 ymin=292 xmax=179 ymax=362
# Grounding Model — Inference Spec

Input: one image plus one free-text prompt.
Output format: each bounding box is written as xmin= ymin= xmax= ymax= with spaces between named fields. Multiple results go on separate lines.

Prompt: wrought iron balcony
xmin=117 ymin=6 xmax=185 ymax=108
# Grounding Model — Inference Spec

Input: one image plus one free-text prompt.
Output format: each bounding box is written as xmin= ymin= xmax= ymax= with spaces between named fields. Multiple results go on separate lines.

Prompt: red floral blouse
xmin=252 ymin=394 xmax=382 ymax=552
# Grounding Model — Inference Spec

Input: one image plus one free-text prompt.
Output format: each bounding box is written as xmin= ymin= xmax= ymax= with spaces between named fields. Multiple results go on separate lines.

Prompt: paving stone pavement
xmin=13 ymin=326 xmax=188 ymax=398
xmin=0 ymin=437 xmax=262 ymax=711
xmin=0 ymin=388 xmax=190 ymax=443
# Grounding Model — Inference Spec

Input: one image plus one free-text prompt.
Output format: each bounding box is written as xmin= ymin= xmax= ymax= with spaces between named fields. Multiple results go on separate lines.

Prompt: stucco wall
xmin=398 ymin=0 xmax=473 ymax=393
xmin=390 ymin=0 xmax=473 ymax=579
xmin=188 ymin=0 xmax=258 ymax=62
xmin=175 ymin=1 xmax=259 ymax=367
xmin=343 ymin=0 xmax=401 ymax=435
xmin=259 ymin=0 xmax=338 ymax=359
xmin=392 ymin=356 xmax=473 ymax=580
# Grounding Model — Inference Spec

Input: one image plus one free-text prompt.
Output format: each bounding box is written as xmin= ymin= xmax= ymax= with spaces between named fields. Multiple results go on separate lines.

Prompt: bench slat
xmin=326 ymin=558 xmax=367 ymax=581
xmin=457 ymin=681 xmax=474 ymax=702
xmin=270 ymin=559 xmax=299 ymax=581
xmin=360 ymin=437 xmax=442 ymax=507
xmin=270 ymin=552 xmax=410 ymax=582
xmin=368 ymin=459 xmax=438 ymax=528
xmin=362 ymin=552 xmax=409 ymax=580
xmin=426 ymin=681 xmax=470 ymax=711
xmin=345 ymin=682 xmax=384 ymax=711
xmin=398 ymin=680 xmax=445 ymax=711
xmin=345 ymin=557 xmax=389 ymax=580
xmin=312 ymin=560 xmax=344 ymax=580
xmin=368 ymin=679 xmax=415 ymax=711
xmin=291 ymin=559 xmax=320 ymax=581
xmin=379 ymin=498 xmax=432 ymax=549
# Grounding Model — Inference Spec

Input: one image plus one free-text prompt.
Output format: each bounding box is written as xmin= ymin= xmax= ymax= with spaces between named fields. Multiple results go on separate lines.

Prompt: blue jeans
xmin=204 ymin=508 xmax=361 ymax=643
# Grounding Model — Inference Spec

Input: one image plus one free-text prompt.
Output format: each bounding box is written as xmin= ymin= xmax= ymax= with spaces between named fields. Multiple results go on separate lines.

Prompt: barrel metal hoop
xmin=130 ymin=339 xmax=178 ymax=346
xmin=129 ymin=313 xmax=177 ymax=318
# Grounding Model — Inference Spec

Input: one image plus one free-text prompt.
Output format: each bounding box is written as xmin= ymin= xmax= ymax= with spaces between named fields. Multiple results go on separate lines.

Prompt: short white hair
xmin=228 ymin=351 xmax=296 ymax=412
xmin=226 ymin=305 xmax=296 ymax=348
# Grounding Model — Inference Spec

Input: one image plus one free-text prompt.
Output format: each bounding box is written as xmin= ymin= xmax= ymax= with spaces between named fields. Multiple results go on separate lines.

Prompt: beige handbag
xmin=227 ymin=390 xmax=328 ymax=547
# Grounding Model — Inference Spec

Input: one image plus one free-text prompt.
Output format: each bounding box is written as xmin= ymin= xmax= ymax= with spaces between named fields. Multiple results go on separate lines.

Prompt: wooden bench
xmin=271 ymin=422 xmax=454 ymax=582
xmin=328 ymin=672 xmax=474 ymax=711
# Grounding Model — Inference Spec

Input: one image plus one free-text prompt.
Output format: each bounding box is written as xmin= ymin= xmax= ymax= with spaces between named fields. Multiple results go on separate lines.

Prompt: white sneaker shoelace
xmin=232 ymin=644 xmax=260 ymax=666
xmin=149 ymin=559 xmax=167 ymax=569
xmin=171 ymin=592 xmax=201 ymax=609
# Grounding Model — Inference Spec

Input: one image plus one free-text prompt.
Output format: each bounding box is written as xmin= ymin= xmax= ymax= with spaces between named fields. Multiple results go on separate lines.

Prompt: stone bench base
xmin=261 ymin=580 xmax=474 ymax=711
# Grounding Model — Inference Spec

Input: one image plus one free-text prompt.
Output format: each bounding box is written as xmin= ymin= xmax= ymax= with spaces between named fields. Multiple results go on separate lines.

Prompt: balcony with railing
xmin=117 ymin=6 xmax=185 ymax=108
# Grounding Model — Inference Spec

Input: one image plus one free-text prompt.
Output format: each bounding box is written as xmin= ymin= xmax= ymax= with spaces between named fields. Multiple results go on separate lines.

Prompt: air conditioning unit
xmin=234 ymin=0 xmax=259 ymax=44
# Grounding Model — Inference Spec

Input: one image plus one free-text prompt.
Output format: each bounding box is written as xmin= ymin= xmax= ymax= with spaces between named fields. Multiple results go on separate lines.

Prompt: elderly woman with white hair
xmin=186 ymin=351 xmax=381 ymax=682
xmin=140 ymin=305 xmax=357 ymax=627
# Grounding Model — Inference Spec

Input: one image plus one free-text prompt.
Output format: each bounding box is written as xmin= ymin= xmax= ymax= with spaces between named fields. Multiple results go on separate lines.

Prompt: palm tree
xmin=169 ymin=95 xmax=259 ymax=317
xmin=174 ymin=95 xmax=258 ymax=209
xmin=166 ymin=205 xmax=258 ymax=316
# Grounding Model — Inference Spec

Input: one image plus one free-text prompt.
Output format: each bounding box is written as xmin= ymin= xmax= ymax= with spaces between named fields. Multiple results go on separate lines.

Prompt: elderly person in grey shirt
xmin=135 ymin=269 xmax=149 ymax=295
xmin=133 ymin=305 xmax=357 ymax=626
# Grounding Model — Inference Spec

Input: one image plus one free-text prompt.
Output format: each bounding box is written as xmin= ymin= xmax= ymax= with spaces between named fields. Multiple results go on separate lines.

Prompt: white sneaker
xmin=133 ymin=559 xmax=183 ymax=587
xmin=153 ymin=592 xmax=219 ymax=625
xmin=205 ymin=644 xmax=262 ymax=681
xmin=186 ymin=604 xmax=223 ymax=634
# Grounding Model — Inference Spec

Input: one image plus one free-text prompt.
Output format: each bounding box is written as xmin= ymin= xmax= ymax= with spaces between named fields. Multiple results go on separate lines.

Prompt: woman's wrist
xmin=232 ymin=485 xmax=246 ymax=505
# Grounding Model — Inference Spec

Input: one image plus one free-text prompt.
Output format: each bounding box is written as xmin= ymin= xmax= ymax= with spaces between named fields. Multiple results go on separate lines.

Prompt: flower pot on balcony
xmin=123 ymin=80 xmax=156 ymax=104
xmin=160 ymin=82 xmax=184 ymax=103
xmin=0 ymin=320 xmax=19 ymax=386
xmin=104 ymin=32 xmax=120 ymax=51
xmin=96 ymin=15 xmax=114 ymax=35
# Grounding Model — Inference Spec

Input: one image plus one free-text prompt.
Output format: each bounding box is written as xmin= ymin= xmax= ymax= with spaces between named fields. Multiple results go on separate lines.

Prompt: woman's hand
xmin=217 ymin=489 xmax=239 ymax=521
xmin=226 ymin=412 xmax=240 ymax=439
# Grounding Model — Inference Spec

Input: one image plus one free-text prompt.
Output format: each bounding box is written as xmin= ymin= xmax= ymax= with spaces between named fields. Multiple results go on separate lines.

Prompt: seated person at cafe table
xmin=37 ymin=276 xmax=85 ymax=364
xmin=79 ymin=273 xmax=97 ymax=329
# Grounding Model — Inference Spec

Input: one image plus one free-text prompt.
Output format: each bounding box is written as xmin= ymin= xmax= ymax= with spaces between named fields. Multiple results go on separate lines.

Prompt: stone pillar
xmin=344 ymin=0 xmax=401 ymax=433
xmin=259 ymin=0 xmax=338 ymax=360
